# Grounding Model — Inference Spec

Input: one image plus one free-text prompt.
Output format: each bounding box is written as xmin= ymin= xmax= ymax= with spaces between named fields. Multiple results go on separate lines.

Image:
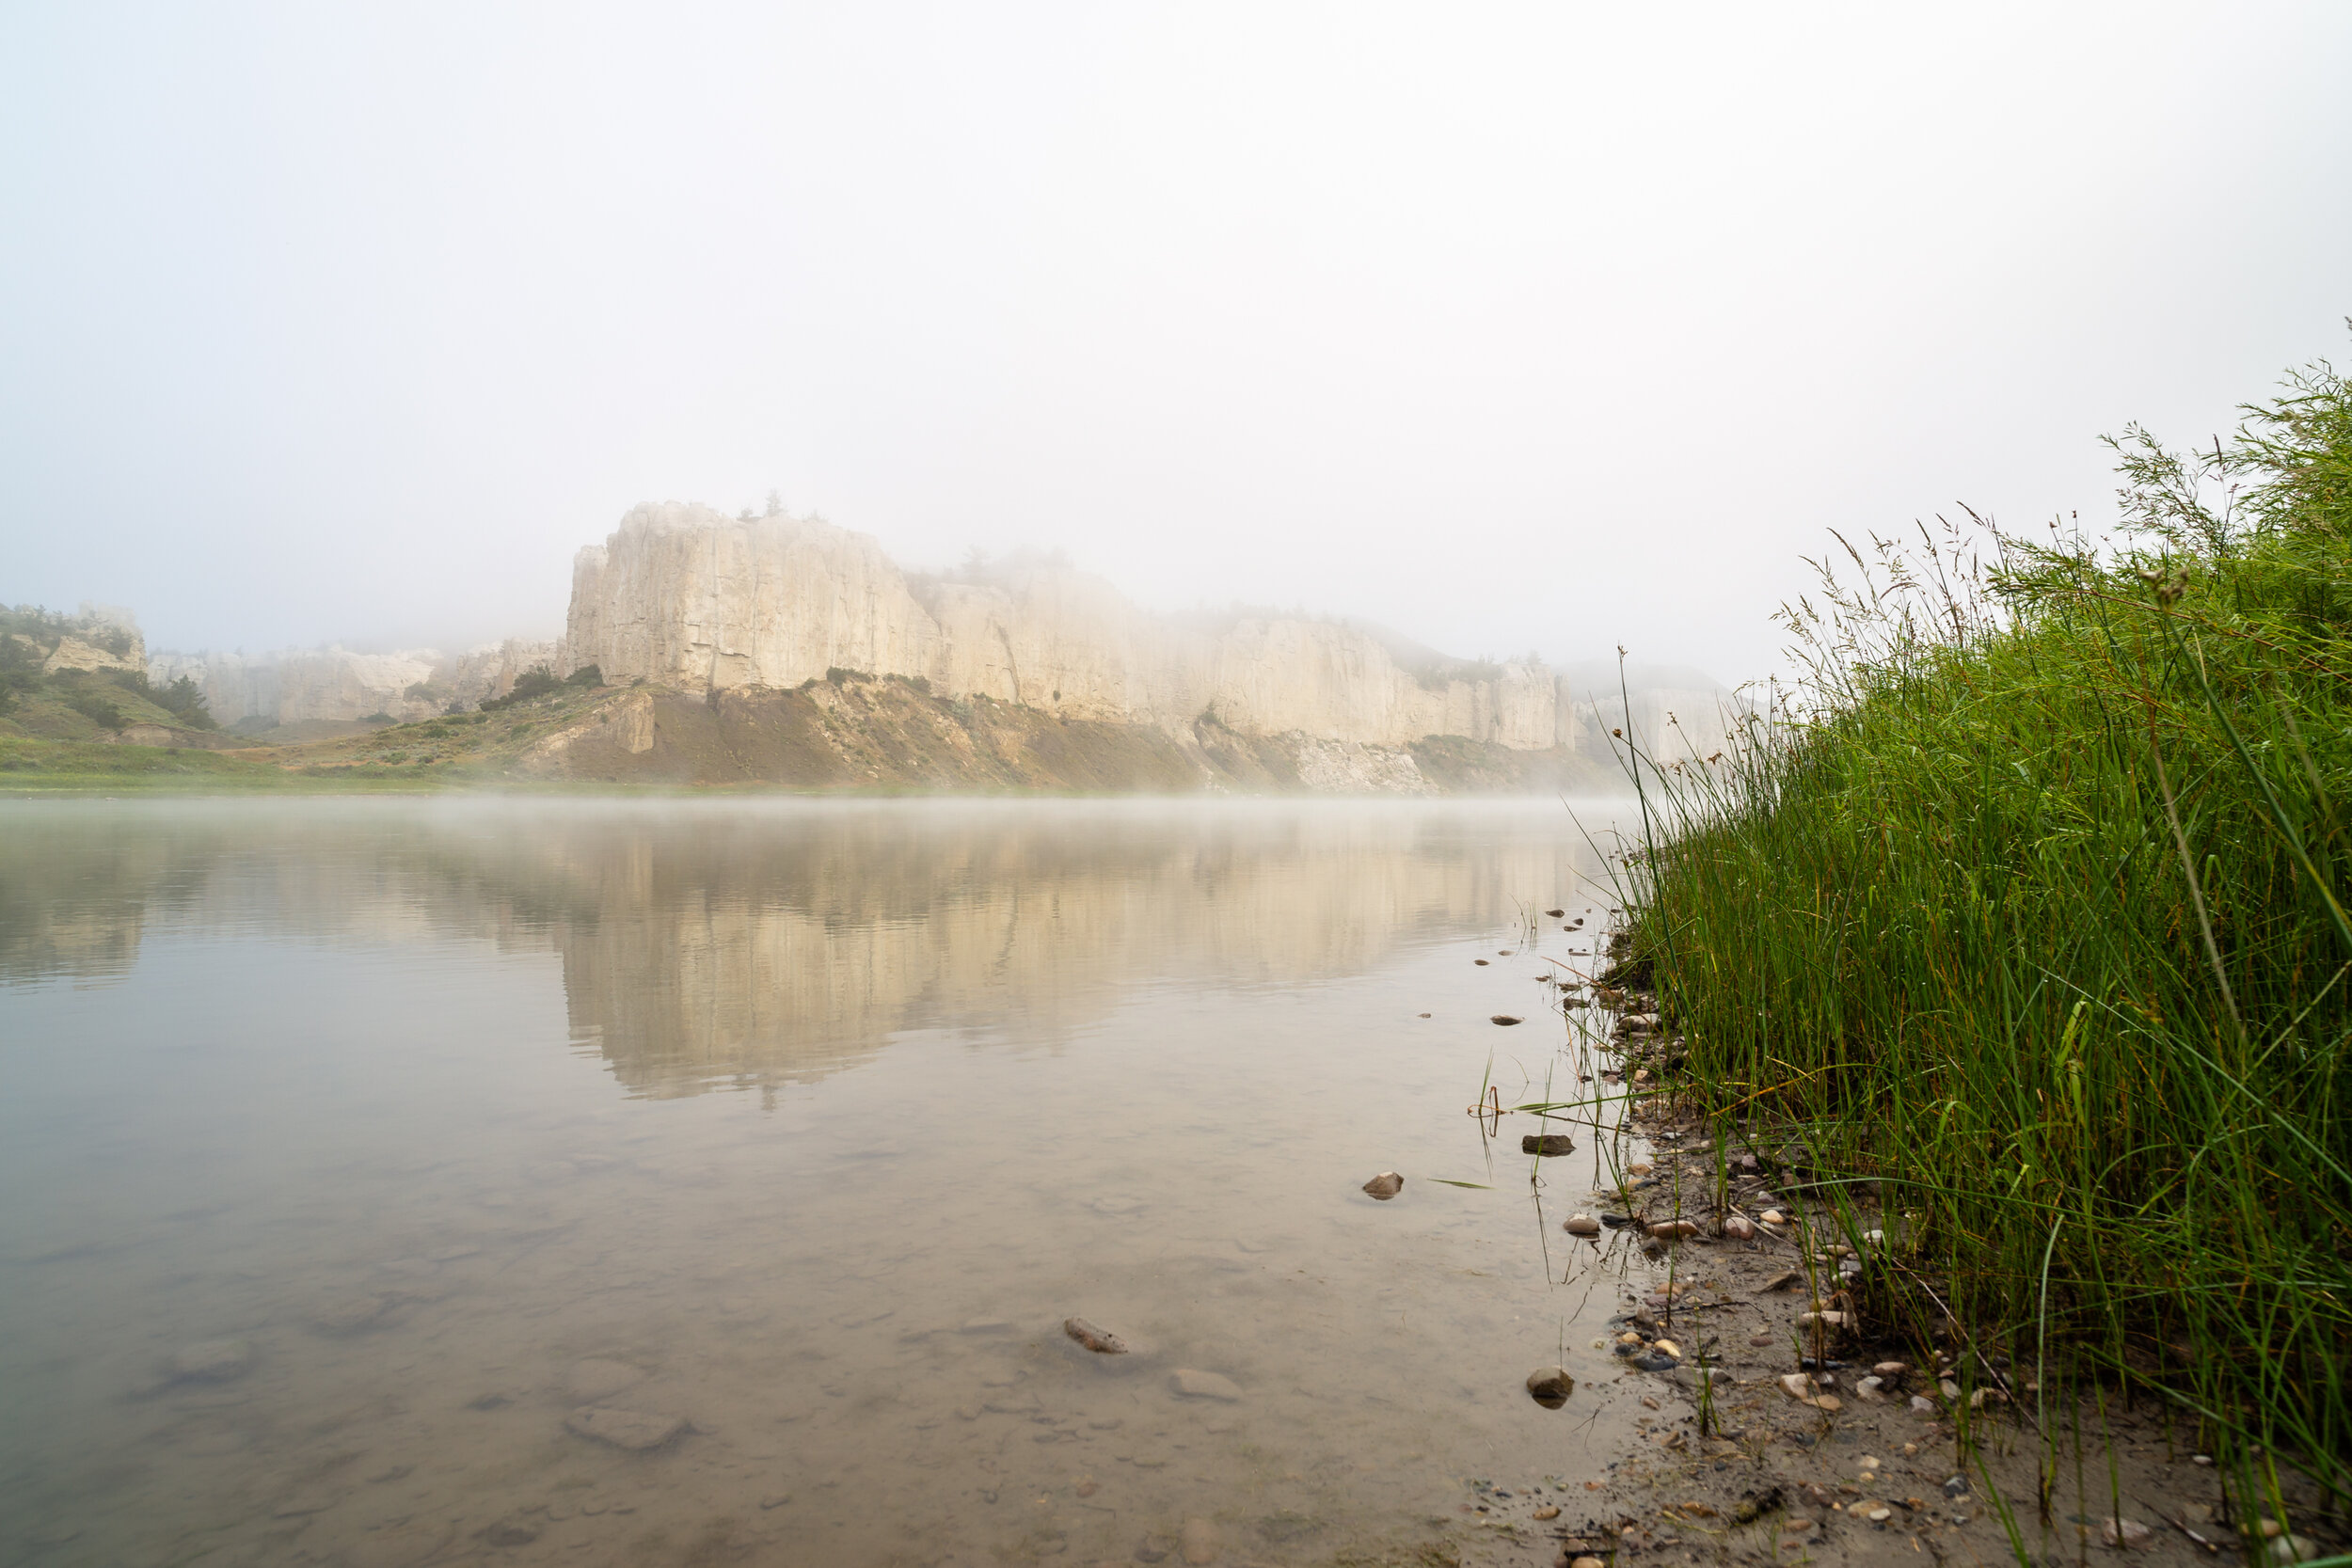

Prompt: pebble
xmin=1533 ymin=1505 xmax=1560 ymax=1520
xmin=1521 ymin=1134 xmax=1576 ymax=1156
xmin=565 ymin=1358 xmax=644 ymax=1402
xmin=564 ymin=1406 xmax=685 ymax=1451
xmin=311 ymin=1295 xmax=396 ymax=1336
xmin=1563 ymin=1213 xmax=1602 ymax=1237
xmin=1724 ymin=1215 xmax=1757 ymax=1240
xmin=1361 ymin=1172 xmax=1405 ymax=1200
xmin=1525 ymin=1367 xmax=1575 ymax=1409
xmin=1759 ymin=1271 xmax=1801 ymax=1292
xmin=1571 ymin=1558 xmax=1604 ymax=1568
xmin=272 ymin=1492 xmax=342 ymax=1518
xmin=1064 ymin=1318 xmax=1130 ymax=1354
xmin=1648 ymin=1219 xmax=1699 ymax=1241
xmin=1180 ymin=1516 xmax=1219 ymax=1564
xmin=2267 ymin=1535 xmax=2322 ymax=1565
xmin=1854 ymin=1376 xmax=1884 ymax=1401
xmin=1872 ymin=1360 xmax=1909 ymax=1380
xmin=1775 ymin=1373 xmax=1840 ymax=1412
xmin=1748 ymin=1331 xmax=1775 ymax=1348
xmin=1168 ymin=1369 xmax=1242 ymax=1402
xmin=1760 ymin=1209 xmax=1787 ymax=1225
xmin=168 ymin=1339 xmax=257 ymax=1383
xmin=1909 ymin=1396 xmax=1938 ymax=1414
xmin=1135 ymin=1536 xmax=1173 ymax=1563
xmin=2101 ymin=1517 xmax=2153 ymax=1550
xmin=1491 ymin=1015 xmax=1524 ymax=1026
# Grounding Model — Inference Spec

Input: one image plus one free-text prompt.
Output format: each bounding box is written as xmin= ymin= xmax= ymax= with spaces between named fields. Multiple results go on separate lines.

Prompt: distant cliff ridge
xmin=147 ymin=639 xmax=558 ymax=729
xmin=565 ymin=502 xmax=1666 ymax=757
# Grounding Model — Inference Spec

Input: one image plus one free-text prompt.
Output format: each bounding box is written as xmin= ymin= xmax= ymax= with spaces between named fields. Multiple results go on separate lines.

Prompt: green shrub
xmin=66 ymin=690 xmax=124 ymax=730
xmin=478 ymin=664 xmax=561 ymax=712
xmin=565 ymin=664 xmax=602 ymax=687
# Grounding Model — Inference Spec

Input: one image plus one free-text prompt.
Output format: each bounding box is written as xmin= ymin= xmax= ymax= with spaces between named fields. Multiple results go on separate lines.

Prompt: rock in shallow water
xmin=1168 ymin=1369 xmax=1242 ymax=1402
xmin=1360 ymin=1172 xmax=1404 ymax=1200
xmin=1064 ymin=1317 xmax=1129 ymax=1354
xmin=564 ymin=1405 xmax=685 ymax=1450
xmin=1520 ymin=1134 xmax=1575 ymax=1156
xmin=168 ymin=1339 xmax=256 ymax=1383
xmin=1525 ymin=1367 xmax=1574 ymax=1408
xmin=1563 ymin=1212 xmax=1601 ymax=1237
xmin=565 ymin=1358 xmax=645 ymax=1401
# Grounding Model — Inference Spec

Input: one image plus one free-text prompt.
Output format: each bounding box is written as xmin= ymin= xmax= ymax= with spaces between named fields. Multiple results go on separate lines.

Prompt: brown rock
xmin=1526 ymin=1367 xmax=1574 ymax=1408
xmin=1521 ymin=1134 xmax=1575 ymax=1156
xmin=1491 ymin=1015 xmax=1523 ymax=1025
xmin=1064 ymin=1317 xmax=1129 ymax=1354
xmin=1360 ymin=1172 xmax=1404 ymax=1200
xmin=1563 ymin=1212 xmax=1601 ymax=1237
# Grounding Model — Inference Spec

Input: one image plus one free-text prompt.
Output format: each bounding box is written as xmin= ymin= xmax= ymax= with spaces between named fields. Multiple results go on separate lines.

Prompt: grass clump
xmin=1616 ymin=336 xmax=2352 ymax=1500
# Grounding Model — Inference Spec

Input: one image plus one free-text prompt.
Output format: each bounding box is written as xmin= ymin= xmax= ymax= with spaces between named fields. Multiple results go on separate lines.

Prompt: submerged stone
xmin=1064 ymin=1317 xmax=1130 ymax=1354
xmin=564 ymin=1405 xmax=684 ymax=1450
xmin=1168 ymin=1369 xmax=1241 ymax=1402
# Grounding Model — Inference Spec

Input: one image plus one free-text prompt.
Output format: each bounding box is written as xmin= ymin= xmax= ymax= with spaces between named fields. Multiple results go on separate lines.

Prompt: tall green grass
xmin=1618 ymin=339 xmax=2352 ymax=1502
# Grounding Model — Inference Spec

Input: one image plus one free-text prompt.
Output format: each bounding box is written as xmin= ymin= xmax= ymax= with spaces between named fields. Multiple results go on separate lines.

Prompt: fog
xmin=3 ymin=3 xmax=2346 ymax=682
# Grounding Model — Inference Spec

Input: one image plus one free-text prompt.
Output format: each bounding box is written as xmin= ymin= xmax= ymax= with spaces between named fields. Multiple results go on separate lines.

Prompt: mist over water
xmin=2 ymin=797 xmax=1666 ymax=1567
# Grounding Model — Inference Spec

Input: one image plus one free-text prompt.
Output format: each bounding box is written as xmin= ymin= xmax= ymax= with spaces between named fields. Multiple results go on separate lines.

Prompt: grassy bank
xmin=1615 ymin=343 xmax=2352 ymax=1511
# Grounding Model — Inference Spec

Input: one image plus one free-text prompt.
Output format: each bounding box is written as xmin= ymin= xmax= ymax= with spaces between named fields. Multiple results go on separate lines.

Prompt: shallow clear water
xmin=0 ymin=797 xmax=1661 ymax=1568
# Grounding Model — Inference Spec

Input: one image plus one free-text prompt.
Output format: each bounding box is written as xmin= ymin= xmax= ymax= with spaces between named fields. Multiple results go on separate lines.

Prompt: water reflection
xmin=2 ymin=800 xmax=1605 ymax=1094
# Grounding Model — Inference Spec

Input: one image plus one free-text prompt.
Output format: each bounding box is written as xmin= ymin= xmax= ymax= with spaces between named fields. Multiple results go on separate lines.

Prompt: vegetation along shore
xmin=1600 ymin=336 xmax=2351 ymax=1560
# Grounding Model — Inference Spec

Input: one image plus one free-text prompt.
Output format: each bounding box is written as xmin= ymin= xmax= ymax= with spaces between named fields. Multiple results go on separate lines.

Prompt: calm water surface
xmin=0 ymin=798 xmax=1662 ymax=1568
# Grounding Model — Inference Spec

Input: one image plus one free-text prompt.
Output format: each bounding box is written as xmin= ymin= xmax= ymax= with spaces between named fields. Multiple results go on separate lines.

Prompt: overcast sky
xmin=4 ymin=4 xmax=2347 ymax=682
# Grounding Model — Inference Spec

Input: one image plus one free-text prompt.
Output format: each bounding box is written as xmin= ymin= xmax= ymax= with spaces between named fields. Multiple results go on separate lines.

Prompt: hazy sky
xmin=4 ymin=4 xmax=2347 ymax=682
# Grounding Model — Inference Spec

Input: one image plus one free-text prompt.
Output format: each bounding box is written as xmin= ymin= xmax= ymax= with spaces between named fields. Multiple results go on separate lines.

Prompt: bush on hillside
xmin=478 ymin=664 xmax=562 ymax=712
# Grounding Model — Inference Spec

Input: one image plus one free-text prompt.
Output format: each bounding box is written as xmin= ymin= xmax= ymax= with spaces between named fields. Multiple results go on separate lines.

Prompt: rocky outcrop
xmin=565 ymin=503 xmax=1609 ymax=754
xmin=30 ymin=604 xmax=146 ymax=675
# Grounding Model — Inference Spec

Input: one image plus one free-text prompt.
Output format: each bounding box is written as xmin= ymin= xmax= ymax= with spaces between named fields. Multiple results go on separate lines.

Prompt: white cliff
xmin=566 ymin=502 xmax=1610 ymax=752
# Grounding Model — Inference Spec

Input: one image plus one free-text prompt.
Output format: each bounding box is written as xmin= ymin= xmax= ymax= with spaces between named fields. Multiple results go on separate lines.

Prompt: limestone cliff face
xmin=567 ymin=503 xmax=1591 ymax=752
xmin=566 ymin=503 xmax=942 ymax=692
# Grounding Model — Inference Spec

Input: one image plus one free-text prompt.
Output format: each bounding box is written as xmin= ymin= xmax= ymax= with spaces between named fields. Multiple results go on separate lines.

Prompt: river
xmin=0 ymin=797 xmax=1655 ymax=1568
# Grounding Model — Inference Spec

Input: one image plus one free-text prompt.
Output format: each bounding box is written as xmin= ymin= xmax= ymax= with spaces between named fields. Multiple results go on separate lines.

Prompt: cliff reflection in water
xmin=0 ymin=799 xmax=1618 ymax=1092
